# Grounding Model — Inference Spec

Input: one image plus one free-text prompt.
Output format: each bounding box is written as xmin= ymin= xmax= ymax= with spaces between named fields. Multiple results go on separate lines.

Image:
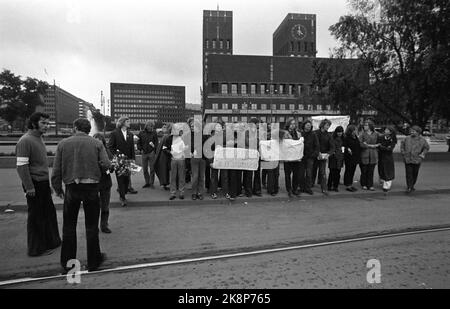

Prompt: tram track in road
xmin=1 ymin=224 xmax=450 ymax=287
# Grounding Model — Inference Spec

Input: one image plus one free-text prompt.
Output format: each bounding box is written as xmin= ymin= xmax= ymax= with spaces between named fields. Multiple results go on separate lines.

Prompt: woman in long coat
xmin=377 ymin=126 xmax=397 ymax=193
xmin=359 ymin=120 xmax=380 ymax=191
xmin=343 ymin=124 xmax=361 ymax=192
xmin=153 ymin=123 xmax=172 ymax=190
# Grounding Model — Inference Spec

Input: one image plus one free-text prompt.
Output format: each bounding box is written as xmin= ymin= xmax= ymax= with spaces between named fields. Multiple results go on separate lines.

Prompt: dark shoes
xmin=169 ymin=195 xmax=176 ymax=200
xmin=88 ymin=253 xmax=107 ymax=272
xmin=197 ymin=194 xmax=204 ymax=200
xmin=128 ymin=188 xmax=138 ymax=194
xmin=211 ymin=193 xmax=218 ymax=199
xmin=101 ymin=226 xmax=112 ymax=234
xmin=192 ymin=194 xmax=197 ymax=200
xmin=120 ymin=198 xmax=127 ymax=207
xmin=322 ymin=190 xmax=329 ymax=196
xmin=142 ymin=184 xmax=151 ymax=188
xmin=179 ymin=195 xmax=184 ymax=200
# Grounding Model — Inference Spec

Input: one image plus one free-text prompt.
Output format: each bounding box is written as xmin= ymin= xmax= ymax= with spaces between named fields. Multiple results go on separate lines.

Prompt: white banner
xmin=260 ymin=139 xmax=304 ymax=161
xmin=212 ymin=147 xmax=259 ymax=171
xmin=312 ymin=115 xmax=350 ymax=132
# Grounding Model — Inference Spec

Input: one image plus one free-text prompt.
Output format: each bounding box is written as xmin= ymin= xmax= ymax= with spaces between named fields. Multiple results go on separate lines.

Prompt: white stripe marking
xmin=1 ymin=226 xmax=450 ymax=286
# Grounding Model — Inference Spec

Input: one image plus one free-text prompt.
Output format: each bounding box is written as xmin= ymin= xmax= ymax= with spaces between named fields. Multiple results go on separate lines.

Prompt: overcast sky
xmin=0 ymin=0 xmax=351 ymax=113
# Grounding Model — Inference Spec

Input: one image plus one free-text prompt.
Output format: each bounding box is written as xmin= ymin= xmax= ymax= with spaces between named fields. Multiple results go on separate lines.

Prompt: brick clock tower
xmin=202 ymin=9 xmax=233 ymax=115
xmin=273 ymin=13 xmax=317 ymax=57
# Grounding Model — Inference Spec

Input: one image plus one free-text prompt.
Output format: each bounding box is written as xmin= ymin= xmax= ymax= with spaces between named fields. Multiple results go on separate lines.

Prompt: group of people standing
xmin=15 ymin=112 xmax=431 ymax=274
xmin=147 ymin=117 xmax=431 ymax=200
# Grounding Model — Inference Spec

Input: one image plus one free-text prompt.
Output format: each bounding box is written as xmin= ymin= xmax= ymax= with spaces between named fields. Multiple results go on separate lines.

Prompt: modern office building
xmin=110 ymin=82 xmax=185 ymax=124
xmin=79 ymin=101 xmax=96 ymax=118
xmin=40 ymin=85 xmax=86 ymax=129
xmin=202 ymin=11 xmax=370 ymax=125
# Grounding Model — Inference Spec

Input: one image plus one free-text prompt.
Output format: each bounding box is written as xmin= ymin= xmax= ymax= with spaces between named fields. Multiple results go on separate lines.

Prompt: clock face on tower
xmin=291 ymin=24 xmax=307 ymax=40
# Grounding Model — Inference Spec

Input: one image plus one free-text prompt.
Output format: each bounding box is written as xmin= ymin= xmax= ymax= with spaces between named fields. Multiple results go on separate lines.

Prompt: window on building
xmin=279 ymin=116 xmax=285 ymax=123
xmin=326 ymin=105 xmax=331 ymax=111
xmin=271 ymin=103 xmax=276 ymax=110
xmin=231 ymin=84 xmax=238 ymax=95
xmin=288 ymin=85 xmax=293 ymax=95
xmin=289 ymin=104 xmax=295 ymax=110
xmin=211 ymin=82 xmax=219 ymax=93
xmin=280 ymin=104 xmax=285 ymax=110
xmin=279 ymin=84 xmax=284 ymax=94
xmin=241 ymin=84 xmax=247 ymax=94
xmin=222 ymin=116 xmax=229 ymax=122
xmin=212 ymin=103 xmax=219 ymax=110
xmin=251 ymin=103 xmax=257 ymax=110
xmin=250 ymin=84 xmax=256 ymax=94
xmin=298 ymin=85 xmax=302 ymax=95
xmin=241 ymin=116 xmax=247 ymax=122
xmin=227 ymin=40 xmax=231 ymax=50
xmin=232 ymin=103 xmax=238 ymax=109
xmin=260 ymin=116 xmax=267 ymax=122
xmin=232 ymin=116 xmax=238 ymax=122
xmin=222 ymin=103 xmax=229 ymax=110
xmin=261 ymin=103 xmax=267 ymax=110
xmin=317 ymin=105 xmax=322 ymax=111
xmin=212 ymin=117 xmax=218 ymax=122
xmin=221 ymin=84 xmax=228 ymax=94
xmin=220 ymin=40 xmax=224 ymax=49
xmin=212 ymin=39 xmax=216 ymax=49
xmin=261 ymin=84 xmax=267 ymax=94
xmin=307 ymin=105 xmax=312 ymax=111
xmin=298 ymin=104 xmax=304 ymax=110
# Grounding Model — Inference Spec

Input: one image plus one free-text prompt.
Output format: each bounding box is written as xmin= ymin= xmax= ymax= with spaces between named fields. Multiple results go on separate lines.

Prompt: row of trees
xmin=0 ymin=69 xmax=49 ymax=131
xmin=312 ymin=0 xmax=450 ymax=129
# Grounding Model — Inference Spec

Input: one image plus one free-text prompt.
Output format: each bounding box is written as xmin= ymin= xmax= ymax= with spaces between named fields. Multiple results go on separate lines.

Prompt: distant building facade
xmin=202 ymin=11 xmax=369 ymax=125
xmin=40 ymin=85 xmax=85 ymax=129
xmin=110 ymin=83 xmax=185 ymax=125
xmin=185 ymin=103 xmax=202 ymax=121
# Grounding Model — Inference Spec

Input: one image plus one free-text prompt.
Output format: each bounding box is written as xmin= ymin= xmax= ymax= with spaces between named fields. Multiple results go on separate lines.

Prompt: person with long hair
xmin=343 ymin=124 xmax=361 ymax=192
xmin=299 ymin=120 xmax=319 ymax=195
xmin=208 ymin=121 xmax=225 ymax=199
xmin=283 ymin=119 xmax=302 ymax=197
xmin=377 ymin=126 xmax=397 ymax=193
xmin=16 ymin=112 xmax=61 ymax=256
xmin=93 ymin=133 xmax=114 ymax=233
xmin=137 ymin=121 xmax=158 ymax=189
xmin=153 ymin=123 xmax=172 ymax=191
xmin=327 ymin=126 xmax=344 ymax=192
xmin=314 ymin=119 xmax=335 ymax=196
xmin=359 ymin=120 xmax=380 ymax=191
xmin=107 ymin=116 xmax=136 ymax=206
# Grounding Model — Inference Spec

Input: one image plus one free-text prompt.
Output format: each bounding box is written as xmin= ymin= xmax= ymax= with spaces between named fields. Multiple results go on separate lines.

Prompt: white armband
xmin=17 ymin=157 xmax=29 ymax=166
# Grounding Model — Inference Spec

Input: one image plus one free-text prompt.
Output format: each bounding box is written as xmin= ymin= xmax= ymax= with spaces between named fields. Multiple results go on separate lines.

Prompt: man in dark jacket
xmin=137 ymin=121 xmax=159 ymax=188
xmin=108 ymin=116 xmax=136 ymax=206
xmin=300 ymin=120 xmax=319 ymax=195
xmin=52 ymin=118 xmax=111 ymax=272
xmin=314 ymin=119 xmax=335 ymax=195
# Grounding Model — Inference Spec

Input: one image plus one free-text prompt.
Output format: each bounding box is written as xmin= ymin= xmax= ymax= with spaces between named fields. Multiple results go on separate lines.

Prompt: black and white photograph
xmin=0 ymin=0 xmax=449 ymax=294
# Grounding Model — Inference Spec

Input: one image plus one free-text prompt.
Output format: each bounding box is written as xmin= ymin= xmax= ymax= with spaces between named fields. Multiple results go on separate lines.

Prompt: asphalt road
xmin=7 ymin=230 xmax=450 ymax=289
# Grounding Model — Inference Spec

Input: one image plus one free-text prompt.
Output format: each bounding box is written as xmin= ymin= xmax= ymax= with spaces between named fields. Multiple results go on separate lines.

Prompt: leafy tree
xmin=313 ymin=0 xmax=450 ymax=128
xmin=0 ymin=69 xmax=49 ymax=130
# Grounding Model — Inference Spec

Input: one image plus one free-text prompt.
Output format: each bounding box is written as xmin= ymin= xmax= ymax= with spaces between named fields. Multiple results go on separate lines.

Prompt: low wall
xmin=0 ymin=153 xmax=449 ymax=169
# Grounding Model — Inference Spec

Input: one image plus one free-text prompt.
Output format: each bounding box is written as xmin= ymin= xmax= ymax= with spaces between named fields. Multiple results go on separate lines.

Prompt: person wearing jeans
xmin=401 ymin=125 xmax=430 ymax=193
xmin=188 ymin=118 xmax=207 ymax=200
xmin=137 ymin=121 xmax=158 ymax=188
xmin=359 ymin=120 xmax=380 ymax=191
xmin=300 ymin=120 xmax=319 ymax=195
xmin=164 ymin=126 xmax=187 ymax=200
